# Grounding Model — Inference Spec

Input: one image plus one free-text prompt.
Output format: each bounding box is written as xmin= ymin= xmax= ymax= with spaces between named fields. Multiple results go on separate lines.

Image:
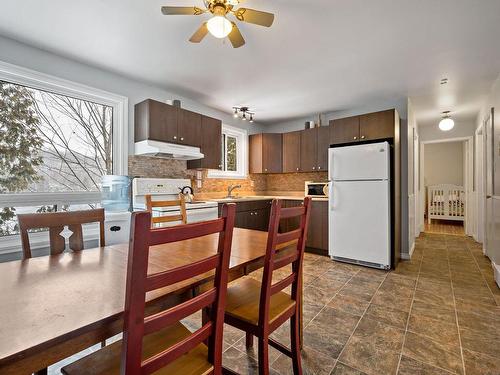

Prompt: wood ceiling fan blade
xmin=189 ymin=22 xmax=209 ymax=43
xmin=233 ymin=8 xmax=274 ymax=27
xmin=228 ymin=23 xmax=245 ymax=48
xmin=161 ymin=6 xmax=205 ymax=15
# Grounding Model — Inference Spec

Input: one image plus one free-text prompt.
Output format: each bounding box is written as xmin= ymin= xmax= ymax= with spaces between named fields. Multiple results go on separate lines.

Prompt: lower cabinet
xmin=219 ymin=200 xmax=272 ymax=231
xmin=280 ymin=200 xmax=329 ymax=255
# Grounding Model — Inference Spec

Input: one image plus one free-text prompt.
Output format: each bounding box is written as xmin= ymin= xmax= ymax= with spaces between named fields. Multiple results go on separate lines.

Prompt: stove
xmin=132 ymin=178 xmax=218 ymax=224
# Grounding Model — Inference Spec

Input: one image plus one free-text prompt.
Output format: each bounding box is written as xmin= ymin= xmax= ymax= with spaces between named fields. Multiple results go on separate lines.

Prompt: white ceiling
xmin=1 ymin=0 xmax=499 ymax=125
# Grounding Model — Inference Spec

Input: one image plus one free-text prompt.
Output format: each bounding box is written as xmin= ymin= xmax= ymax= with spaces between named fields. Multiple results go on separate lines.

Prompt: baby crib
xmin=427 ymin=184 xmax=465 ymax=223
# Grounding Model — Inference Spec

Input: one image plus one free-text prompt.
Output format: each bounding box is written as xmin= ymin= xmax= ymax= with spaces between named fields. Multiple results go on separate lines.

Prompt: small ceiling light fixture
xmin=232 ymin=106 xmax=255 ymax=123
xmin=439 ymin=111 xmax=454 ymax=131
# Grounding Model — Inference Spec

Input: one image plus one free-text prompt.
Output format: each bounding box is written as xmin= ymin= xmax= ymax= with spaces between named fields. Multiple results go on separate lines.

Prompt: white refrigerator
xmin=328 ymin=141 xmax=391 ymax=269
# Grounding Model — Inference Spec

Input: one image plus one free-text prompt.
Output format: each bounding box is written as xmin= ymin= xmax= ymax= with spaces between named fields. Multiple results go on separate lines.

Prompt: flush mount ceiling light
xmin=233 ymin=106 xmax=254 ymax=122
xmin=161 ymin=0 xmax=275 ymax=48
xmin=439 ymin=111 xmax=455 ymax=131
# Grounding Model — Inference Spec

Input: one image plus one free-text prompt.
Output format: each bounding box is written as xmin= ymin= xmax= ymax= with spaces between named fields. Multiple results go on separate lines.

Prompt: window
xmin=0 ymin=61 xmax=127 ymax=252
xmin=208 ymin=124 xmax=248 ymax=179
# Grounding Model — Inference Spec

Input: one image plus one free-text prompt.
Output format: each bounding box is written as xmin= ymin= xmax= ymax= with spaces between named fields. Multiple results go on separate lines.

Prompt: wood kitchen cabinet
xmin=187 ymin=115 xmax=222 ymax=170
xmin=330 ymin=116 xmax=360 ymax=144
xmin=279 ymin=199 xmax=329 ymax=255
xmin=249 ymin=133 xmax=282 ymax=173
xmin=306 ymin=201 xmax=328 ymax=252
xmin=330 ymin=109 xmax=396 ymax=145
xmin=135 ymin=99 xmax=203 ymax=147
xmin=282 ymin=131 xmax=301 ymax=173
xmin=219 ymin=200 xmax=272 ymax=231
xmin=300 ymin=126 xmax=330 ymax=172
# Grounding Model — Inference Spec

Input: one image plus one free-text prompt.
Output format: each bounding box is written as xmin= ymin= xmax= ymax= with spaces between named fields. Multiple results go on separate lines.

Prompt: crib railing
xmin=427 ymin=184 xmax=465 ymax=223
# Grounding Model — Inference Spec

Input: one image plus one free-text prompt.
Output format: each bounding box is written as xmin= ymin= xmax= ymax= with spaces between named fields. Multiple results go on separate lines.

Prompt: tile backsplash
xmin=128 ymin=156 xmax=328 ymax=197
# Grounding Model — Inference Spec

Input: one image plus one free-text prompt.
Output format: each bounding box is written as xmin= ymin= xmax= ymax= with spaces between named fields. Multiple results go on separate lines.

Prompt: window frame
xmin=207 ymin=124 xmax=248 ymax=179
xmin=0 ymin=60 xmax=128 ymax=254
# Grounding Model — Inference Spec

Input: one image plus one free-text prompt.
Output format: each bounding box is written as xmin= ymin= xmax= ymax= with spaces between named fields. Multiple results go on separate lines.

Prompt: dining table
xmin=0 ymin=228 xmax=302 ymax=374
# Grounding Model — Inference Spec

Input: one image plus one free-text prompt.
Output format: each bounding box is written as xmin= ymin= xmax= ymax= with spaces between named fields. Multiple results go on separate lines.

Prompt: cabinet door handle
xmin=361 ymin=135 xmax=365 ymax=139
xmin=173 ymin=136 xmax=177 ymax=140
xmin=353 ymin=136 xmax=357 ymax=140
xmin=218 ymin=164 xmax=222 ymax=168
xmin=318 ymin=166 xmax=321 ymax=170
xmin=180 ymin=137 xmax=184 ymax=141
xmin=312 ymin=166 xmax=316 ymax=170
xmin=264 ymin=168 xmax=268 ymax=172
xmin=296 ymin=167 xmax=299 ymax=171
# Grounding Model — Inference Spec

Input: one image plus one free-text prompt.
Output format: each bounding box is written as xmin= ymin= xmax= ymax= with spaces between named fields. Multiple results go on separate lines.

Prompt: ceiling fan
xmin=161 ymin=0 xmax=275 ymax=48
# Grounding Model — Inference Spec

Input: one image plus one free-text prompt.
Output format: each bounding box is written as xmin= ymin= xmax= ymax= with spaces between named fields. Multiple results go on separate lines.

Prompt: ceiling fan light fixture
xmin=438 ymin=112 xmax=454 ymax=131
xmin=207 ymin=15 xmax=232 ymax=38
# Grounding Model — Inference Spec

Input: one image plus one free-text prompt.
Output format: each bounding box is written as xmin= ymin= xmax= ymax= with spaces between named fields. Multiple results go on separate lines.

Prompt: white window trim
xmin=0 ymin=60 xmax=128 ymax=174
xmin=0 ymin=60 xmax=129 ymax=255
xmin=207 ymin=124 xmax=248 ymax=179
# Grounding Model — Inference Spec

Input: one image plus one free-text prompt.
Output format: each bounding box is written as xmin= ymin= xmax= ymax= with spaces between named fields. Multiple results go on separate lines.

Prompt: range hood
xmin=135 ymin=140 xmax=204 ymax=160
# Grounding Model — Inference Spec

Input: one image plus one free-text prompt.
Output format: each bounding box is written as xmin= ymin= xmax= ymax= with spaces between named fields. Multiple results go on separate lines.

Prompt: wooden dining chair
xmin=145 ymin=193 xmax=188 ymax=227
xmin=223 ymin=198 xmax=312 ymax=375
xmin=61 ymin=203 xmax=236 ymax=375
xmin=17 ymin=208 xmax=105 ymax=260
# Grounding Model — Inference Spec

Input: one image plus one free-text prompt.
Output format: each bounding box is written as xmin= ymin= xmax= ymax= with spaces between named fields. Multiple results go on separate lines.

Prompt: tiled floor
xmin=424 ymin=220 xmax=465 ymax=236
xmin=218 ymin=232 xmax=500 ymax=375
xmin=47 ymin=233 xmax=500 ymax=375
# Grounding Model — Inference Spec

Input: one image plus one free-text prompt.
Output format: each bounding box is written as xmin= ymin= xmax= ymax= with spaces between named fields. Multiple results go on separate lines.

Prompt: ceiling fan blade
xmin=161 ymin=6 xmax=205 ymax=15
xmin=189 ymin=22 xmax=209 ymax=43
xmin=233 ymin=8 xmax=274 ymax=27
xmin=228 ymin=23 xmax=245 ymax=48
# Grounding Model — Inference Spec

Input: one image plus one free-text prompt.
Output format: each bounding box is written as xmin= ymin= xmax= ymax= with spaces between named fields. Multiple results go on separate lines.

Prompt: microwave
xmin=305 ymin=181 xmax=329 ymax=197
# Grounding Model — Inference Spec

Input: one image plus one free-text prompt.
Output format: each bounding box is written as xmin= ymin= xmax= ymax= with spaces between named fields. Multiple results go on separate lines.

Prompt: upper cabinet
xmin=134 ymin=99 xmax=202 ymax=147
xmin=300 ymin=126 xmax=329 ymax=172
xmin=330 ymin=109 xmax=396 ymax=145
xmin=282 ymin=131 xmax=301 ymax=173
xmin=249 ymin=133 xmax=282 ymax=173
xmin=187 ymin=115 xmax=222 ymax=170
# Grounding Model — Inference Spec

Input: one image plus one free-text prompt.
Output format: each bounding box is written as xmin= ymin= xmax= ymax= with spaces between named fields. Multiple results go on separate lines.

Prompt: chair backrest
xmin=122 ymin=203 xmax=236 ymax=374
xmin=145 ymin=194 xmax=187 ymax=227
xmin=259 ymin=198 xmax=312 ymax=326
xmin=17 ymin=208 xmax=105 ymax=259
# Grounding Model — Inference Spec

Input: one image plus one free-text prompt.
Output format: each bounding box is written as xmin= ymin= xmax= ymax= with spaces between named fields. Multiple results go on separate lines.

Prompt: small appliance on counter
xmin=305 ymin=181 xmax=329 ymax=197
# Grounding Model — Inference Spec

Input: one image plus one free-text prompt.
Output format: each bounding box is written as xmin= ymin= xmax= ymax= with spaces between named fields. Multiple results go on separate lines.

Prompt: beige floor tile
xmin=271 ymin=346 xmax=336 ymax=375
xmin=397 ymin=356 xmax=454 ymax=375
xmin=402 ymin=332 xmax=463 ymax=374
xmin=364 ymin=303 xmax=409 ymax=329
xmin=463 ymin=349 xmax=500 ymax=375
xmin=330 ymin=362 xmax=368 ymax=375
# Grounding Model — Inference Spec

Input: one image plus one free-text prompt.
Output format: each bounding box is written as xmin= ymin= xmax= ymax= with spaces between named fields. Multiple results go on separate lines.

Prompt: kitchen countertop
xmin=206 ymin=195 xmax=328 ymax=203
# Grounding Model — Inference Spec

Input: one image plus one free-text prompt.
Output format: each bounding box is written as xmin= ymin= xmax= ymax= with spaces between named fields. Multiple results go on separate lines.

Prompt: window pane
xmin=0 ymin=81 xmax=113 ymax=195
xmin=226 ymin=136 xmax=237 ymax=171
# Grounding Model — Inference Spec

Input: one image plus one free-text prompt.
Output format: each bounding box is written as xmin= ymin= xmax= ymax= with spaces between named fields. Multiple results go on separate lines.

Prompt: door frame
xmin=475 ymin=125 xmax=486 ymax=245
xmin=419 ymin=136 xmax=474 ymax=236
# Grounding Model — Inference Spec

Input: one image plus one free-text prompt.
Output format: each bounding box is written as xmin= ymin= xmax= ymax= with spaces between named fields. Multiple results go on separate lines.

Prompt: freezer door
xmin=329 ymin=180 xmax=391 ymax=268
xmin=329 ymin=142 xmax=390 ymax=181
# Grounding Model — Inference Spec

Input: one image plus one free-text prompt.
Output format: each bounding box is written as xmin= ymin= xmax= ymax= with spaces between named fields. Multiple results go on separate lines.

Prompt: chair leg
xmin=35 ymin=369 xmax=48 ymax=375
xmin=245 ymin=332 xmax=254 ymax=348
xmin=258 ymin=336 xmax=270 ymax=375
xmin=290 ymin=314 xmax=302 ymax=375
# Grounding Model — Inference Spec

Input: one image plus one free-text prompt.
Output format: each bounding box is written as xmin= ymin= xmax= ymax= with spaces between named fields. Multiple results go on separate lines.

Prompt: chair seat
xmin=224 ymin=277 xmax=296 ymax=326
xmin=61 ymin=322 xmax=213 ymax=375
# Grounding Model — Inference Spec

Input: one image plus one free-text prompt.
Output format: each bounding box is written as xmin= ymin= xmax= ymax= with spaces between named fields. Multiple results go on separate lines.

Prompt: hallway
xmin=424 ymin=220 xmax=465 ymax=236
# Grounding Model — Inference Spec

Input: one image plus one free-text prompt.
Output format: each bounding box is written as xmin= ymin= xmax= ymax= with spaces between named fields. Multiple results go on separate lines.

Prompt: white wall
xmin=475 ymin=72 xmax=500 ymax=283
xmin=424 ymin=142 xmax=464 ymax=186
xmin=0 ymin=35 xmax=265 ymax=153
xmin=264 ymin=98 xmax=408 ymax=133
xmin=419 ymin=121 xmax=476 ymax=142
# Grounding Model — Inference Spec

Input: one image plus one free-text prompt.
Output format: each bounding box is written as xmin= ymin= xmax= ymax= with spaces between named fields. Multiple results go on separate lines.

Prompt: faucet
xmin=227 ymin=184 xmax=242 ymax=198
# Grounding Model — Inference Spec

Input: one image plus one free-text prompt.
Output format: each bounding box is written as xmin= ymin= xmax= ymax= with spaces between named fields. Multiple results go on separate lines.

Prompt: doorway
xmin=419 ymin=137 xmax=474 ymax=236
